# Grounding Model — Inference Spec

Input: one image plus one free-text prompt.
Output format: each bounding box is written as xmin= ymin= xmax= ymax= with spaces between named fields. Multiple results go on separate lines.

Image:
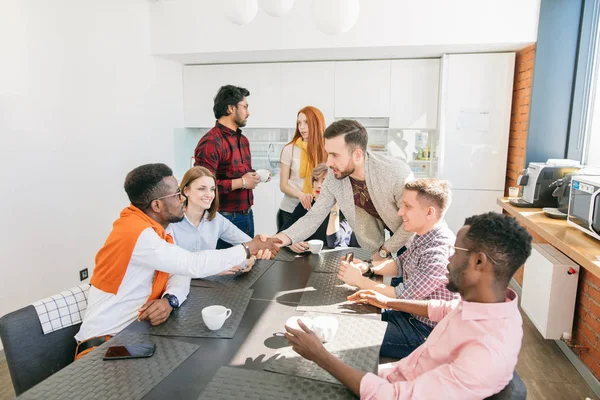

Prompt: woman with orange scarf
xmin=277 ymin=106 xmax=327 ymax=230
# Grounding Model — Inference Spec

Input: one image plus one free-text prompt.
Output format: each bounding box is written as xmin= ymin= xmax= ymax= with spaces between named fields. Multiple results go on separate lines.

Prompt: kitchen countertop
xmin=497 ymin=198 xmax=600 ymax=278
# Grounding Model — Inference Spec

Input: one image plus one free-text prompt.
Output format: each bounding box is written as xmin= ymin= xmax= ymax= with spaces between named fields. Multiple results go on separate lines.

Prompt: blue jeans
xmin=217 ymin=209 xmax=254 ymax=249
xmin=380 ymin=309 xmax=433 ymax=359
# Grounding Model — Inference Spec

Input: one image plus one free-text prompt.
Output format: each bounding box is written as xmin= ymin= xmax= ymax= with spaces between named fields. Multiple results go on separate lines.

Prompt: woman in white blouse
xmin=277 ymin=106 xmax=327 ymax=230
xmin=167 ymin=166 xmax=261 ymax=273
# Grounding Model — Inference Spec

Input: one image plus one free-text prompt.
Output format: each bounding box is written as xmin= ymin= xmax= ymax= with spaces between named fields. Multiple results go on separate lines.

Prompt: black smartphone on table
xmin=103 ymin=343 xmax=156 ymax=361
xmin=345 ymin=252 xmax=354 ymax=263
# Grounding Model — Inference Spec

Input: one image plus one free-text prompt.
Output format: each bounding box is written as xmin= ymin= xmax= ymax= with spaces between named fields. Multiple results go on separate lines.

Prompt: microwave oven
xmin=567 ymin=175 xmax=600 ymax=241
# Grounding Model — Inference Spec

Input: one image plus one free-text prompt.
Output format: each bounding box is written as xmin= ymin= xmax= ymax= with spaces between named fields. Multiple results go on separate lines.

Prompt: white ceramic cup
xmin=201 ymin=305 xmax=232 ymax=331
xmin=285 ymin=316 xmax=313 ymax=331
xmin=256 ymin=169 xmax=270 ymax=183
xmin=508 ymin=186 xmax=519 ymax=199
xmin=312 ymin=316 xmax=339 ymax=343
xmin=307 ymin=239 xmax=324 ymax=254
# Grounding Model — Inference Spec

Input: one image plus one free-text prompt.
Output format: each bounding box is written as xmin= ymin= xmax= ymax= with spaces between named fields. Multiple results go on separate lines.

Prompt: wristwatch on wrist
xmin=378 ymin=245 xmax=391 ymax=259
xmin=163 ymin=293 xmax=179 ymax=309
xmin=362 ymin=261 xmax=375 ymax=278
xmin=242 ymin=243 xmax=252 ymax=259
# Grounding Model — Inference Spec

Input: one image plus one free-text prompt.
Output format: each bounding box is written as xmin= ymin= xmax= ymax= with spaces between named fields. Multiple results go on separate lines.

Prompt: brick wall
xmin=508 ymin=44 xmax=535 ymax=286
xmin=505 ymin=46 xmax=600 ymax=377
xmin=506 ymin=44 xmax=535 ymax=195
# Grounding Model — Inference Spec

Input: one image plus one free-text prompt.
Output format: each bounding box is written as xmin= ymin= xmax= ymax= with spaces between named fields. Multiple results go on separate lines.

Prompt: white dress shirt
xmin=75 ymin=227 xmax=246 ymax=341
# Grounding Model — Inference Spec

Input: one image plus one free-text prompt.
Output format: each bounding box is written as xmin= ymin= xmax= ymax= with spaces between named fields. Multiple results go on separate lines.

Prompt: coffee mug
xmin=201 ymin=305 xmax=232 ymax=331
xmin=256 ymin=169 xmax=270 ymax=183
xmin=307 ymin=239 xmax=324 ymax=254
xmin=285 ymin=316 xmax=313 ymax=331
xmin=312 ymin=316 xmax=339 ymax=343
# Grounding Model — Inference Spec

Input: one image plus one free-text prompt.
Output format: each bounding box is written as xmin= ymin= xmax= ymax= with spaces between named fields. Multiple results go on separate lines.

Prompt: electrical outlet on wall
xmin=79 ymin=268 xmax=89 ymax=281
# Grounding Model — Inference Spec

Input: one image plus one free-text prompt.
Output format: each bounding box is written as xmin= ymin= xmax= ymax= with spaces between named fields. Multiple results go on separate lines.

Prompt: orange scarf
xmin=294 ymin=137 xmax=313 ymax=194
xmin=90 ymin=205 xmax=170 ymax=301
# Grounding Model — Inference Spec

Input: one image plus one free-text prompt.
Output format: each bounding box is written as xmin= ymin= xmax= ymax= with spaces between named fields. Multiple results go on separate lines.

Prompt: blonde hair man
xmin=338 ymin=178 xmax=455 ymax=359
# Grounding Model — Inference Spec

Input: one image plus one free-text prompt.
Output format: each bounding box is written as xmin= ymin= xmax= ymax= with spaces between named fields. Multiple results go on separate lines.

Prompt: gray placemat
xmin=19 ymin=331 xmax=199 ymax=400
xmin=150 ymin=287 xmax=253 ymax=338
xmin=198 ymin=366 xmax=357 ymax=399
xmin=310 ymin=248 xmax=373 ymax=273
xmin=296 ymin=273 xmax=380 ymax=317
xmin=273 ymin=247 xmax=299 ymax=262
xmin=190 ymin=259 xmax=275 ymax=290
xmin=264 ymin=313 xmax=387 ymax=385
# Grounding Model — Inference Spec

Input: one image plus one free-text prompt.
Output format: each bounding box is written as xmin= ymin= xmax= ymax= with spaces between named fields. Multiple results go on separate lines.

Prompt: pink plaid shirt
xmin=394 ymin=222 xmax=455 ymax=327
xmin=360 ymin=289 xmax=522 ymax=400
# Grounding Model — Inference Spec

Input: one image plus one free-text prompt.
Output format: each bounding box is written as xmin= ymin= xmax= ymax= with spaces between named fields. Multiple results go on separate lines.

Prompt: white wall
xmin=149 ymin=0 xmax=540 ymax=62
xmin=0 ymin=0 xmax=183 ymax=350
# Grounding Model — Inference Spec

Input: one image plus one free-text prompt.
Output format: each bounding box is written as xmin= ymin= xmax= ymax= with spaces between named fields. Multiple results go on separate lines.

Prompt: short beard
xmin=167 ymin=214 xmax=185 ymax=224
xmin=235 ymin=116 xmax=247 ymax=128
xmin=446 ymin=260 xmax=468 ymax=293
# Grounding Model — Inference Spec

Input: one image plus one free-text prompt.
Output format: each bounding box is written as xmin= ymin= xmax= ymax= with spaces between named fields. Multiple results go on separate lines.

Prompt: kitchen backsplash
xmin=174 ymin=127 xmax=439 ymax=180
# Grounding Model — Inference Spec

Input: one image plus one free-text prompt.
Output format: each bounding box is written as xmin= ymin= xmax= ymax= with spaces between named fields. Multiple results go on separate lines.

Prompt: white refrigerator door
xmin=438 ymin=53 xmax=515 ymax=191
xmin=444 ymin=189 xmax=504 ymax=234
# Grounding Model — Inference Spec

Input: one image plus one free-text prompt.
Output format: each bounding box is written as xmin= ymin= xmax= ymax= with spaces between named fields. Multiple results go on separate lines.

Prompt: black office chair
xmin=0 ymin=305 xmax=81 ymax=395
xmin=486 ymin=371 xmax=527 ymax=400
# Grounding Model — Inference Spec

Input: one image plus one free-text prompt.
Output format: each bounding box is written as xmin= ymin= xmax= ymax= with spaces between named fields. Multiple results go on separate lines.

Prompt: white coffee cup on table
xmin=285 ymin=316 xmax=313 ymax=331
xmin=256 ymin=169 xmax=270 ymax=183
xmin=202 ymin=305 xmax=232 ymax=330
xmin=312 ymin=316 xmax=339 ymax=343
xmin=307 ymin=239 xmax=323 ymax=254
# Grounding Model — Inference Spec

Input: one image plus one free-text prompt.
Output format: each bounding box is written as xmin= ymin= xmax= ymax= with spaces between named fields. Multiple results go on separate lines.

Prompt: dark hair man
xmin=75 ymin=163 xmax=279 ymax=359
xmin=286 ymin=212 xmax=532 ymax=399
xmin=194 ymin=85 xmax=263 ymax=248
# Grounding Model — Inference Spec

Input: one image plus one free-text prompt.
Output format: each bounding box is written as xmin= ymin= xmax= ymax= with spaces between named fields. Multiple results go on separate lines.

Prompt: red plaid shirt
xmin=194 ymin=122 xmax=253 ymax=212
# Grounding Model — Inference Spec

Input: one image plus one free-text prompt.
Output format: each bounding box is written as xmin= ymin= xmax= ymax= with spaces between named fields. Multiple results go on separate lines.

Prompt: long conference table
xmin=19 ymin=248 xmax=389 ymax=400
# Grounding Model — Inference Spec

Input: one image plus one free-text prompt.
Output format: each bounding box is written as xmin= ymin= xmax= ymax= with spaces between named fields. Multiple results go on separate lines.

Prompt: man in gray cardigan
xmin=274 ymin=119 xmax=414 ymax=261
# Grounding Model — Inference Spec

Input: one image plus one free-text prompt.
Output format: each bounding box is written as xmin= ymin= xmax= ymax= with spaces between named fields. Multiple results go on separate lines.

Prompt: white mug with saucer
xmin=312 ymin=316 xmax=339 ymax=342
xmin=201 ymin=305 xmax=232 ymax=330
xmin=307 ymin=239 xmax=324 ymax=254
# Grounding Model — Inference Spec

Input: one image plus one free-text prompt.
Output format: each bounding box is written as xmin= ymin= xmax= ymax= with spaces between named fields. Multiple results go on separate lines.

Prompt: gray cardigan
xmin=282 ymin=151 xmax=414 ymax=254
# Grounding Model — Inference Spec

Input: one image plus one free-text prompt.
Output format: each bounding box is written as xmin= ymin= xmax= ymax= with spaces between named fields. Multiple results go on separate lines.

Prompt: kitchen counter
xmin=497 ymin=198 xmax=600 ymax=278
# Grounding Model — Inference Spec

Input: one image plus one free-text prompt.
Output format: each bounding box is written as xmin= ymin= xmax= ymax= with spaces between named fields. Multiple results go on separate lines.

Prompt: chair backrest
xmin=0 ymin=305 xmax=81 ymax=395
xmin=485 ymin=371 xmax=527 ymax=400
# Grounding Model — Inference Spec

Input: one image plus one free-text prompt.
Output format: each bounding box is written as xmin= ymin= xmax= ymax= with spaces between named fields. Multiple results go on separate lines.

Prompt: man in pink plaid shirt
xmin=338 ymin=178 xmax=455 ymax=358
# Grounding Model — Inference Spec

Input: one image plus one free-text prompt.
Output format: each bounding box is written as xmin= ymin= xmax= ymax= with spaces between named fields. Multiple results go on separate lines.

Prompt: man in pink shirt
xmin=285 ymin=212 xmax=532 ymax=399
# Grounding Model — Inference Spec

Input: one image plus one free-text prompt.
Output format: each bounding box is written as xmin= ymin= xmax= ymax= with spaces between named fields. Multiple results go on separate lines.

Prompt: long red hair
xmin=286 ymin=106 xmax=327 ymax=168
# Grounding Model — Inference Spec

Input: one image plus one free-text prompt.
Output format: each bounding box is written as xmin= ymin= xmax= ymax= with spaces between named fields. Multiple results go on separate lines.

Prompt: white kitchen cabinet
xmin=444 ymin=189 xmax=503 ymax=234
xmin=390 ymin=59 xmax=440 ymax=129
xmin=334 ymin=60 xmax=391 ymax=118
xmin=183 ymin=63 xmax=283 ymax=128
xmin=438 ymin=53 xmax=515 ymax=191
xmin=281 ymin=62 xmax=335 ymax=128
xmin=253 ymin=176 xmax=280 ymax=235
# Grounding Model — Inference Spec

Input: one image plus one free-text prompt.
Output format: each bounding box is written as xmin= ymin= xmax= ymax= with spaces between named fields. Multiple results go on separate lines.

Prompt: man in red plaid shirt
xmin=338 ymin=178 xmax=455 ymax=358
xmin=194 ymin=85 xmax=261 ymax=248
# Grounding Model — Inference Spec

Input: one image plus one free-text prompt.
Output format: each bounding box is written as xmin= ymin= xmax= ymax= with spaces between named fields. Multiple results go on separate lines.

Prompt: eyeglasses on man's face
xmin=146 ymin=189 xmax=186 ymax=209
xmin=237 ymin=102 xmax=249 ymax=111
xmin=447 ymin=244 xmax=499 ymax=265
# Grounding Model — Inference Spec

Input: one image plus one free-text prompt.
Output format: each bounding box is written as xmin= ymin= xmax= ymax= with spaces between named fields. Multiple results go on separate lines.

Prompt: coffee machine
xmin=510 ymin=160 xmax=580 ymax=208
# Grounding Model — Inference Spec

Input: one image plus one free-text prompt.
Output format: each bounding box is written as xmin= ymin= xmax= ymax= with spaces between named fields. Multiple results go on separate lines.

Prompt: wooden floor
xmin=0 ymin=309 xmax=597 ymax=400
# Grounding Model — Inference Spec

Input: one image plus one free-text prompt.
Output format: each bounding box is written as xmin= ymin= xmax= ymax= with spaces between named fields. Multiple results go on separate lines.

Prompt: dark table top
xmin=142 ymin=256 xmax=319 ymax=400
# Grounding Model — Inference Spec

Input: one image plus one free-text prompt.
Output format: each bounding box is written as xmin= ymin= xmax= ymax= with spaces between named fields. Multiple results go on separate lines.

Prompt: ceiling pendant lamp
xmin=260 ymin=0 xmax=295 ymax=17
xmin=224 ymin=0 xmax=259 ymax=25
xmin=312 ymin=0 xmax=360 ymax=35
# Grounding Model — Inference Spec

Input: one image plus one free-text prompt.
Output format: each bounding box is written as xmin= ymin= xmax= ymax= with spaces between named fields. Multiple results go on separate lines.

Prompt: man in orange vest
xmin=74 ymin=163 xmax=279 ymax=359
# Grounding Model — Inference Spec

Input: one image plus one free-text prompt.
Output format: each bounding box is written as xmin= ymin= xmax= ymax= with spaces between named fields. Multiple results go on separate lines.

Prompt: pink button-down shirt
xmin=360 ymin=289 xmax=522 ymax=400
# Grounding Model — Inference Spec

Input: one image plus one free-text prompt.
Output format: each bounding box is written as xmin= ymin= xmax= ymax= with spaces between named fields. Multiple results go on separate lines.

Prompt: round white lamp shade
xmin=260 ymin=0 xmax=295 ymax=17
xmin=224 ymin=0 xmax=259 ymax=25
xmin=312 ymin=0 xmax=360 ymax=35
